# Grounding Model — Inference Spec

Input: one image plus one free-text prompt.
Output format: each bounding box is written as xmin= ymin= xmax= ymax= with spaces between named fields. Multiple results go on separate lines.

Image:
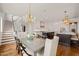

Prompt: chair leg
xmin=18 ymin=47 xmax=23 ymax=56
xmin=22 ymin=48 xmax=32 ymax=56
xmin=34 ymin=52 xmax=37 ymax=56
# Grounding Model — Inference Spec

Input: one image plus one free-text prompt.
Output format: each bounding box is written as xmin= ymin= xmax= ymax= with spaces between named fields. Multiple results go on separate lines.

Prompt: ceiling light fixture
xmin=63 ymin=10 xmax=70 ymax=25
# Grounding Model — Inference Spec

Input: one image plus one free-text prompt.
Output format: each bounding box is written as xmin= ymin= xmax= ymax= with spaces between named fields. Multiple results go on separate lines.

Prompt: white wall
xmin=3 ymin=14 xmax=14 ymax=32
xmin=0 ymin=18 xmax=1 ymax=32
xmin=0 ymin=4 xmax=3 ymax=12
xmin=0 ymin=12 xmax=4 ymax=33
xmin=0 ymin=13 xmax=4 ymax=45
xmin=0 ymin=4 xmax=4 ymax=32
xmin=0 ymin=17 xmax=2 ymax=32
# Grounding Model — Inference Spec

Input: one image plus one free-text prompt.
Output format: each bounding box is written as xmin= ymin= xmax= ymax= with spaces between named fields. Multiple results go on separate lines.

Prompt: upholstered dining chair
xmin=12 ymin=16 xmax=32 ymax=56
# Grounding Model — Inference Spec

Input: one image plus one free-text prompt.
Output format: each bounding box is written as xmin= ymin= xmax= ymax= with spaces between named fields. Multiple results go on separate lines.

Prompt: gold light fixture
xmin=27 ymin=4 xmax=32 ymax=24
xmin=63 ymin=11 xmax=70 ymax=25
xmin=27 ymin=4 xmax=36 ymax=24
xmin=25 ymin=4 xmax=33 ymax=33
xmin=26 ymin=4 xmax=37 ymax=33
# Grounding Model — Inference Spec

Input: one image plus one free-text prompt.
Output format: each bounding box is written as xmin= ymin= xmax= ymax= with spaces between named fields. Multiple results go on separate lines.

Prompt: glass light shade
xmin=64 ymin=16 xmax=69 ymax=25
xmin=64 ymin=20 xmax=69 ymax=25
xmin=64 ymin=11 xmax=68 ymax=24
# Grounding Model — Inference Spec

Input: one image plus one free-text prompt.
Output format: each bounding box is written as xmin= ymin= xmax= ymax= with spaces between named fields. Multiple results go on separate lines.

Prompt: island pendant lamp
xmin=63 ymin=10 xmax=70 ymax=25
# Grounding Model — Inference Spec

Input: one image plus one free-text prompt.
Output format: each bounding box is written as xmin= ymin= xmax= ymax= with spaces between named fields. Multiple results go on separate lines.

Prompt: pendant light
xmin=28 ymin=4 xmax=32 ymax=24
xmin=63 ymin=10 xmax=69 ymax=25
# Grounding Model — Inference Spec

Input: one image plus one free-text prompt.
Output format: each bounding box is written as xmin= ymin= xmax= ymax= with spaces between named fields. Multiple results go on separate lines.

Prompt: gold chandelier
xmin=27 ymin=4 xmax=36 ymax=24
xmin=27 ymin=4 xmax=33 ymax=24
xmin=63 ymin=11 xmax=70 ymax=25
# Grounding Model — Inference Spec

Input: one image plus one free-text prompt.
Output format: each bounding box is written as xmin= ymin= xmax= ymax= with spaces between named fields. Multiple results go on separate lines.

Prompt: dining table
xmin=15 ymin=32 xmax=45 ymax=56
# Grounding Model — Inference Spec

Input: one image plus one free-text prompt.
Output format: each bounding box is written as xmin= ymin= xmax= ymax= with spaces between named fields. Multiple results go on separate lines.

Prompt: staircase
xmin=1 ymin=32 xmax=16 ymax=45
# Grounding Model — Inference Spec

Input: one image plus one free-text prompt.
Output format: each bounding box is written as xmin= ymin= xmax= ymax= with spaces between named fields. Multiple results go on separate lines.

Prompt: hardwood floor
xmin=0 ymin=43 xmax=79 ymax=56
xmin=56 ymin=44 xmax=79 ymax=56
xmin=0 ymin=43 xmax=20 ymax=56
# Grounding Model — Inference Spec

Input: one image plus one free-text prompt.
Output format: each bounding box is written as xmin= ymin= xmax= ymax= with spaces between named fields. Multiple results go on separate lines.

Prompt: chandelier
xmin=27 ymin=4 xmax=36 ymax=24
xmin=27 ymin=4 xmax=32 ymax=24
xmin=63 ymin=11 xmax=70 ymax=25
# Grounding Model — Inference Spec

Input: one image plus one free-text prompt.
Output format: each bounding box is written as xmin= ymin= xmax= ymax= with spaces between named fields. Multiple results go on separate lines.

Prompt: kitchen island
xmin=57 ymin=33 xmax=79 ymax=47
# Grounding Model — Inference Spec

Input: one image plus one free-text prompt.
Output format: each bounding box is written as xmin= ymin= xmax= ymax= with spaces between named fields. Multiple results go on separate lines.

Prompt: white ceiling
xmin=0 ymin=3 xmax=79 ymax=22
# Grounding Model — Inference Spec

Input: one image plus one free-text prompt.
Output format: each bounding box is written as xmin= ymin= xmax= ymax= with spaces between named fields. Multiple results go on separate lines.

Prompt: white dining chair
xmin=44 ymin=35 xmax=59 ymax=56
